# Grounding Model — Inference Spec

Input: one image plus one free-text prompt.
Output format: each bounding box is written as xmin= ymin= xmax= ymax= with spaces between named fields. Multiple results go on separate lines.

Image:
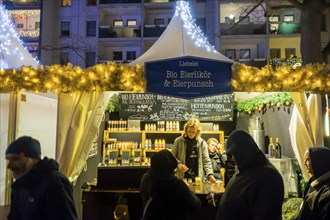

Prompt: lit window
xmin=86 ymin=21 xmax=96 ymax=36
xmin=225 ymin=16 xmax=235 ymax=24
xmin=114 ymin=20 xmax=123 ymax=27
xmin=269 ymin=16 xmax=280 ymax=22
xmin=61 ymin=21 xmax=70 ymax=37
xmin=284 ymin=15 xmax=294 ymax=22
xmin=61 ymin=0 xmax=71 ymax=6
xmin=127 ymin=20 xmax=137 ymax=26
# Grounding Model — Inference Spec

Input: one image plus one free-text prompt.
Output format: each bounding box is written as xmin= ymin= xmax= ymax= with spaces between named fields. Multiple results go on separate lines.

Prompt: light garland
xmin=8 ymin=10 xmax=40 ymax=19
xmin=0 ymin=5 xmax=39 ymax=68
xmin=0 ymin=5 xmax=25 ymax=69
xmin=17 ymin=29 xmax=40 ymax=38
xmin=0 ymin=62 xmax=146 ymax=93
xmin=1 ymin=62 xmax=329 ymax=94
xmin=175 ymin=1 xmax=218 ymax=54
xmin=232 ymin=63 xmax=330 ymax=93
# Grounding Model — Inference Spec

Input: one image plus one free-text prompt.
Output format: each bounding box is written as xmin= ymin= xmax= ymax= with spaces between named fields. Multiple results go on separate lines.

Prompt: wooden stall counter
xmin=82 ymin=179 xmax=224 ymax=220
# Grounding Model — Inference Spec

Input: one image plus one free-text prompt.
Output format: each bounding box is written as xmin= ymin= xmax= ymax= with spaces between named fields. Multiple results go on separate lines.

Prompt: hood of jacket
xmin=309 ymin=147 xmax=330 ymax=179
xmin=12 ymin=157 xmax=59 ymax=188
xmin=226 ymin=129 xmax=265 ymax=170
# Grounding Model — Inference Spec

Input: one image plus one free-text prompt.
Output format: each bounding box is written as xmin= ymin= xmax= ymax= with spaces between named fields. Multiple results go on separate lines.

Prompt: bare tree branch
xmin=321 ymin=0 xmax=330 ymax=13
xmin=286 ymin=0 xmax=303 ymax=9
xmin=220 ymin=0 xmax=265 ymax=36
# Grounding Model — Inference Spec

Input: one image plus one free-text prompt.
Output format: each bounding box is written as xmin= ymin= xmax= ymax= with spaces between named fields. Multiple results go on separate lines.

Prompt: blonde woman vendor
xmin=171 ymin=118 xmax=216 ymax=183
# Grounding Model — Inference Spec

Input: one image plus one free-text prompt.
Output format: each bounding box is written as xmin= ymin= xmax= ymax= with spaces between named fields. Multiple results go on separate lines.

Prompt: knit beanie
xmin=6 ymin=136 xmax=41 ymax=160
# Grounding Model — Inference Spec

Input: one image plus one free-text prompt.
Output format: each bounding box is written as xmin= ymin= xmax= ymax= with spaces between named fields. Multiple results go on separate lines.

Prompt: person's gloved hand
xmin=206 ymin=192 xmax=221 ymax=207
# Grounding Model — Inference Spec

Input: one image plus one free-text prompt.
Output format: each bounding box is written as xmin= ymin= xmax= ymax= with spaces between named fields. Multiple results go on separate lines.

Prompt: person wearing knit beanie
xmin=6 ymin=136 xmax=41 ymax=160
xmin=5 ymin=136 xmax=78 ymax=220
xmin=5 ymin=136 xmax=41 ymax=180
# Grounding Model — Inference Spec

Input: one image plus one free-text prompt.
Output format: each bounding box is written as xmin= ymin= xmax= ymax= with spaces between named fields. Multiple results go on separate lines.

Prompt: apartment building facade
xmin=4 ymin=0 xmax=330 ymax=67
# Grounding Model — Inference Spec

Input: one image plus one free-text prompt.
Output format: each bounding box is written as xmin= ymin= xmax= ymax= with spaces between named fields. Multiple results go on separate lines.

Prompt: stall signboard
xmin=119 ymin=93 xmax=234 ymax=121
xmin=145 ymin=56 xmax=232 ymax=99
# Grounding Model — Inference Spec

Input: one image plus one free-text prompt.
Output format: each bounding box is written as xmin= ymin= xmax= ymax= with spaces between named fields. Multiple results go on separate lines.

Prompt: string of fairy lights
xmin=177 ymin=0 xmax=218 ymax=53
xmin=0 ymin=5 xmax=26 ymax=69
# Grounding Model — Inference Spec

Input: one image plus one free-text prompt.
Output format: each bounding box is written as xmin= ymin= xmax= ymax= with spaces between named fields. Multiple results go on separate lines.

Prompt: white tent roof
xmin=0 ymin=5 xmax=39 ymax=69
xmin=130 ymin=1 xmax=233 ymax=66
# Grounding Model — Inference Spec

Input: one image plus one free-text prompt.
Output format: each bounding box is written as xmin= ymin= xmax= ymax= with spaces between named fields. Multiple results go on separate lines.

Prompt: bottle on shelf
xmin=175 ymin=121 xmax=180 ymax=131
xmin=140 ymin=147 xmax=146 ymax=165
xmin=275 ymin=137 xmax=282 ymax=158
xmin=129 ymin=146 xmax=135 ymax=165
xmin=161 ymin=139 xmax=166 ymax=149
xmin=154 ymin=139 xmax=159 ymax=150
xmin=117 ymin=146 xmax=122 ymax=166
xmin=268 ymin=137 xmax=275 ymax=158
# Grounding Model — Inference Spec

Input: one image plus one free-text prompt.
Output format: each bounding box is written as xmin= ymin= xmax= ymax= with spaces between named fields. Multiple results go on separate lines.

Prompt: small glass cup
xmin=195 ymin=177 xmax=201 ymax=186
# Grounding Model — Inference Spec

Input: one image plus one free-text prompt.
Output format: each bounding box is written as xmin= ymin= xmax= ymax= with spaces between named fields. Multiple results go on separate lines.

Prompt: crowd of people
xmin=4 ymin=118 xmax=330 ymax=220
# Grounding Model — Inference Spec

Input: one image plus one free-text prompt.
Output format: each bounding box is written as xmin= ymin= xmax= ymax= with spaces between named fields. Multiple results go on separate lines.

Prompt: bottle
xmin=175 ymin=121 xmax=180 ymax=131
xmin=129 ymin=146 xmax=135 ymax=165
xmin=268 ymin=137 xmax=275 ymax=158
xmin=140 ymin=147 xmax=146 ymax=165
xmin=275 ymin=137 xmax=282 ymax=158
xmin=154 ymin=139 xmax=159 ymax=150
xmin=117 ymin=146 xmax=122 ymax=166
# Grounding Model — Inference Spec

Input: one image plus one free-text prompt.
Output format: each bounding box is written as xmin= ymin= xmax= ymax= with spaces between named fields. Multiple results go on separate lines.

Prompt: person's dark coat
xmin=295 ymin=147 xmax=330 ymax=220
xmin=216 ymin=129 xmax=284 ymax=220
xmin=8 ymin=157 xmax=78 ymax=220
xmin=209 ymin=151 xmax=225 ymax=181
xmin=141 ymin=149 xmax=201 ymax=220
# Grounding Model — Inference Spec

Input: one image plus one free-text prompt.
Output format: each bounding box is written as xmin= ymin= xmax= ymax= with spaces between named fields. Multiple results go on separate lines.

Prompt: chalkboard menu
xmin=119 ymin=93 xmax=234 ymax=121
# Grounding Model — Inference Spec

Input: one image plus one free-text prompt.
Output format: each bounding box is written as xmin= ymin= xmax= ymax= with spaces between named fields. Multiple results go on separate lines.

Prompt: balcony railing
xmin=220 ymin=23 xmax=266 ymax=35
xmin=99 ymin=26 xmax=141 ymax=38
xmin=99 ymin=25 xmax=168 ymax=38
xmin=143 ymin=25 xmax=166 ymax=37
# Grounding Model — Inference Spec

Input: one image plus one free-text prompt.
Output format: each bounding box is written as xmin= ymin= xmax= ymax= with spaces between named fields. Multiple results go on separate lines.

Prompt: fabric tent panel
xmin=130 ymin=1 xmax=232 ymax=66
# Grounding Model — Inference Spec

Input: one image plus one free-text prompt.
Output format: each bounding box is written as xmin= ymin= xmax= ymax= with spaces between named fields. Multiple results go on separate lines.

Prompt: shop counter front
xmin=82 ymin=181 xmax=224 ymax=220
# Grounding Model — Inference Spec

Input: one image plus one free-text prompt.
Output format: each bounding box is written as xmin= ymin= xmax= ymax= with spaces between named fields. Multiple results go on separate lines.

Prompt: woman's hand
xmin=177 ymin=163 xmax=189 ymax=172
xmin=208 ymin=175 xmax=217 ymax=184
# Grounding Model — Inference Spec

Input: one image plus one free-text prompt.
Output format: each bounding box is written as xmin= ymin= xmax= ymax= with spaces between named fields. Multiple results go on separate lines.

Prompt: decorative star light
xmin=175 ymin=1 xmax=218 ymax=54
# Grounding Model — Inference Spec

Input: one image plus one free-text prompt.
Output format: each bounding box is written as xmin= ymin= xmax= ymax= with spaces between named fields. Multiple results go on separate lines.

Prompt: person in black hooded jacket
xmin=294 ymin=146 xmax=330 ymax=220
xmin=5 ymin=136 xmax=78 ymax=220
xmin=140 ymin=149 xmax=201 ymax=220
xmin=208 ymin=129 xmax=284 ymax=220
